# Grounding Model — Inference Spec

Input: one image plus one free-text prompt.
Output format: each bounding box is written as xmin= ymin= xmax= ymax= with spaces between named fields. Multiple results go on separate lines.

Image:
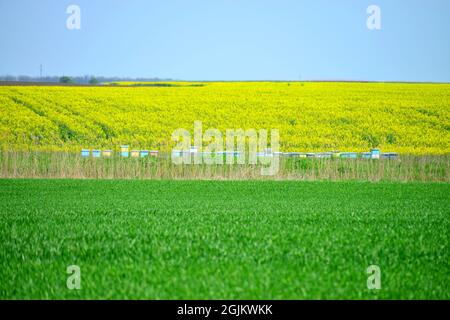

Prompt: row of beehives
xmin=283 ymin=149 xmax=399 ymax=160
xmin=81 ymin=147 xmax=397 ymax=160
xmin=81 ymin=145 xmax=158 ymax=158
xmin=171 ymin=147 xmax=398 ymax=160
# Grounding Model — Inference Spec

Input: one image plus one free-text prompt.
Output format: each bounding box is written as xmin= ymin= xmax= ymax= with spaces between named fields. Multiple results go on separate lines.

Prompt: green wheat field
xmin=0 ymin=179 xmax=448 ymax=299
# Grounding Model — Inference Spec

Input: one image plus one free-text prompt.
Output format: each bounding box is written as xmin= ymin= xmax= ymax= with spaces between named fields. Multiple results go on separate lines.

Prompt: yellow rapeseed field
xmin=0 ymin=82 xmax=449 ymax=154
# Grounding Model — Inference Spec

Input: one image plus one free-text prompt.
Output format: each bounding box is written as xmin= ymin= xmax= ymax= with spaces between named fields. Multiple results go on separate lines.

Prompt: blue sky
xmin=0 ymin=0 xmax=449 ymax=81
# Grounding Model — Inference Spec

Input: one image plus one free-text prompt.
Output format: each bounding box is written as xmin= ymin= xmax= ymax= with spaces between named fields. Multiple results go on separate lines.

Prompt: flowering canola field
xmin=0 ymin=82 xmax=449 ymax=154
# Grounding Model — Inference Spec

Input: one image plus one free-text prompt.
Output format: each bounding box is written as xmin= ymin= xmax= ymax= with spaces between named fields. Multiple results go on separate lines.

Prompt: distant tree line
xmin=0 ymin=75 xmax=173 ymax=84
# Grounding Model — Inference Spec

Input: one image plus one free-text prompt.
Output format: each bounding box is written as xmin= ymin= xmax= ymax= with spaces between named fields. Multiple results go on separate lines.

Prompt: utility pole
xmin=40 ymin=64 xmax=43 ymax=79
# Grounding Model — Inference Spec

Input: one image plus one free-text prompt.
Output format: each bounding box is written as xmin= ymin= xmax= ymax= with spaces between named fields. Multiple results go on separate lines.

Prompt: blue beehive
xmin=381 ymin=152 xmax=399 ymax=160
xmin=120 ymin=145 xmax=129 ymax=157
xmin=361 ymin=152 xmax=372 ymax=159
xmin=81 ymin=149 xmax=90 ymax=157
xmin=340 ymin=152 xmax=358 ymax=159
xmin=371 ymin=148 xmax=381 ymax=159
xmin=317 ymin=152 xmax=332 ymax=159
xmin=92 ymin=149 xmax=101 ymax=158
xmin=172 ymin=150 xmax=182 ymax=157
xmin=140 ymin=150 xmax=149 ymax=157
xmin=389 ymin=153 xmax=399 ymax=160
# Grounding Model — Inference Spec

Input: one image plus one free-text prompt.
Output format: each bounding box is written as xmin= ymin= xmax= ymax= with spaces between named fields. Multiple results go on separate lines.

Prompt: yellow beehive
xmin=103 ymin=150 xmax=112 ymax=157
xmin=130 ymin=150 xmax=140 ymax=158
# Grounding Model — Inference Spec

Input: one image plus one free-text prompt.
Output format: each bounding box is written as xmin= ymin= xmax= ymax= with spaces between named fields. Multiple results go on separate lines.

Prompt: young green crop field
xmin=0 ymin=179 xmax=448 ymax=299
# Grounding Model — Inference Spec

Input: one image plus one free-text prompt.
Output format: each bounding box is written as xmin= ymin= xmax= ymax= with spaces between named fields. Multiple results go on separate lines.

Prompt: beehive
xmin=331 ymin=151 xmax=341 ymax=158
xmin=381 ymin=152 xmax=399 ymax=160
xmin=103 ymin=150 xmax=112 ymax=157
xmin=81 ymin=149 xmax=90 ymax=157
xmin=371 ymin=148 xmax=381 ymax=159
xmin=120 ymin=145 xmax=129 ymax=157
xmin=130 ymin=150 xmax=140 ymax=158
xmin=317 ymin=152 xmax=332 ymax=158
xmin=189 ymin=146 xmax=198 ymax=154
xmin=340 ymin=152 xmax=357 ymax=159
xmin=140 ymin=150 xmax=149 ymax=157
xmin=172 ymin=150 xmax=182 ymax=157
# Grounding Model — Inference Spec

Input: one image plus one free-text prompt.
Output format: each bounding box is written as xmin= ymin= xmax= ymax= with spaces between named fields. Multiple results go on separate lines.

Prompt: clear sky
xmin=0 ymin=0 xmax=449 ymax=81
